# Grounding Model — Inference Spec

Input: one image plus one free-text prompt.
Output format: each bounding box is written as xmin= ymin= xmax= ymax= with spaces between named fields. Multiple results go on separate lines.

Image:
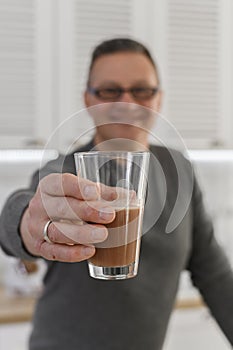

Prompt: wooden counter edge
xmin=175 ymin=297 xmax=204 ymax=309
xmin=0 ymin=287 xmax=37 ymax=324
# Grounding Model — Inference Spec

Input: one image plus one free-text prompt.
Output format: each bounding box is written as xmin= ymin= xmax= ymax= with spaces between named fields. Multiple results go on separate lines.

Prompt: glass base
xmin=88 ymin=262 xmax=138 ymax=280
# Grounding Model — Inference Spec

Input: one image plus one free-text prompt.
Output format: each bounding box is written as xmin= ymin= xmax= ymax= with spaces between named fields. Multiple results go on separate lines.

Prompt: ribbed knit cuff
xmin=0 ymin=190 xmax=37 ymax=260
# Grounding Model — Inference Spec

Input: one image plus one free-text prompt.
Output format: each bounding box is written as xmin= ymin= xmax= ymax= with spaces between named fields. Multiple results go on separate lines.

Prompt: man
xmin=1 ymin=38 xmax=233 ymax=350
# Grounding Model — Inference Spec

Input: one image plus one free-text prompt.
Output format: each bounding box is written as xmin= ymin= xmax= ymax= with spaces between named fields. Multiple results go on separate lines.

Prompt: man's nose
xmin=118 ymin=91 xmax=136 ymax=104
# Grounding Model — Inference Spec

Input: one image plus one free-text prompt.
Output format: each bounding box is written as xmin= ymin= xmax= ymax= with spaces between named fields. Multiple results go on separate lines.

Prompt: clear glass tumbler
xmin=74 ymin=151 xmax=150 ymax=280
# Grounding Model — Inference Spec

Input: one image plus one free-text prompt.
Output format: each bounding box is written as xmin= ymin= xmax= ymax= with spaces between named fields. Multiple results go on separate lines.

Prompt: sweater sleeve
xmin=0 ymin=152 xmax=76 ymax=260
xmin=0 ymin=189 xmax=36 ymax=260
xmin=0 ymin=166 xmax=41 ymax=260
xmin=187 ymin=177 xmax=233 ymax=345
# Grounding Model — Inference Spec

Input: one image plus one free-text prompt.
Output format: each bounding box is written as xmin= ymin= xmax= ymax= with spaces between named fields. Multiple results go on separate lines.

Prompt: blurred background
xmin=0 ymin=0 xmax=233 ymax=349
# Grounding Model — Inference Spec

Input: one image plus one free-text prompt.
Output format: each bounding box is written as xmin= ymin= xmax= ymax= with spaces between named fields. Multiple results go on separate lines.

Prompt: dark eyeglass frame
xmin=87 ymin=86 xmax=159 ymax=101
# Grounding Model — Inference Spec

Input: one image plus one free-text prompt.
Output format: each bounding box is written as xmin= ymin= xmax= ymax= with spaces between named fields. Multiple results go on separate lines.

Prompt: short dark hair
xmin=87 ymin=37 xmax=160 ymax=86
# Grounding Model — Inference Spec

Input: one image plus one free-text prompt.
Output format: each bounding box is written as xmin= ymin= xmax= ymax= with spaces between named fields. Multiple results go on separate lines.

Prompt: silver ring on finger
xmin=43 ymin=220 xmax=53 ymax=244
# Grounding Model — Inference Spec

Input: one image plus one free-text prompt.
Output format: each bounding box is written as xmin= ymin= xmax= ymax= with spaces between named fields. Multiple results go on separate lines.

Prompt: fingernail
xmin=83 ymin=246 xmax=95 ymax=257
xmin=91 ymin=228 xmax=107 ymax=241
xmin=84 ymin=185 xmax=98 ymax=199
xmin=99 ymin=207 xmax=115 ymax=221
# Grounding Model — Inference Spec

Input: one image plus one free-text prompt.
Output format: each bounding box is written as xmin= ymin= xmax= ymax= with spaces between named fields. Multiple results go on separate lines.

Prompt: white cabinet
xmin=0 ymin=322 xmax=31 ymax=350
xmin=1 ymin=0 xmax=233 ymax=150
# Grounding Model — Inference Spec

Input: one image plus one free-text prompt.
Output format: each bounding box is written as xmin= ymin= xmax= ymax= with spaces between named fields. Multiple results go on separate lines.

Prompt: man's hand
xmin=20 ymin=173 xmax=117 ymax=262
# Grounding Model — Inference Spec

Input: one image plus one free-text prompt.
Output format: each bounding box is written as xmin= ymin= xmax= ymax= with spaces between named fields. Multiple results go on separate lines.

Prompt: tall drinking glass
xmin=74 ymin=151 xmax=150 ymax=280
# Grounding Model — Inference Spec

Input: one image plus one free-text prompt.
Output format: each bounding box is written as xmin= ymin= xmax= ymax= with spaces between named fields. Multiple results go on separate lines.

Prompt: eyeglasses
xmin=87 ymin=86 xmax=159 ymax=101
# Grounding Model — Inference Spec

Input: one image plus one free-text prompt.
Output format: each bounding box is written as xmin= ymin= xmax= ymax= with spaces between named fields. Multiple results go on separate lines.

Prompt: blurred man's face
xmin=84 ymin=52 xmax=162 ymax=147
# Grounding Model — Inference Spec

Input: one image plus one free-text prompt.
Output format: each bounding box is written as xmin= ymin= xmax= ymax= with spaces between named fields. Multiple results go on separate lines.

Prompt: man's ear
xmin=84 ymin=90 xmax=90 ymax=108
xmin=156 ymin=90 xmax=164 ymax=112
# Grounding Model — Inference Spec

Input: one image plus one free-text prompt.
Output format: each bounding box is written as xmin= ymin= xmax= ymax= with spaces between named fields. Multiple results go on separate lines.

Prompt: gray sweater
xmin=1 ymin=142 xmax=233 ymax=350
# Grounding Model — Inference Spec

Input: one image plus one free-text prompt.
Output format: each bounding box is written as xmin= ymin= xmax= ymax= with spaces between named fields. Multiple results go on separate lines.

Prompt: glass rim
xmin=74 ymin=150 xmax=150 ymax=157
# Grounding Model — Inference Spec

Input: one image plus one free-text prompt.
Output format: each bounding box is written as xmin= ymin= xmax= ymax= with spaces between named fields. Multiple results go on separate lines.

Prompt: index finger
xmin=40 ymin=173 xmax=99 ymax=200
xmin=40 ymin=173 xmax=119 ymax=201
